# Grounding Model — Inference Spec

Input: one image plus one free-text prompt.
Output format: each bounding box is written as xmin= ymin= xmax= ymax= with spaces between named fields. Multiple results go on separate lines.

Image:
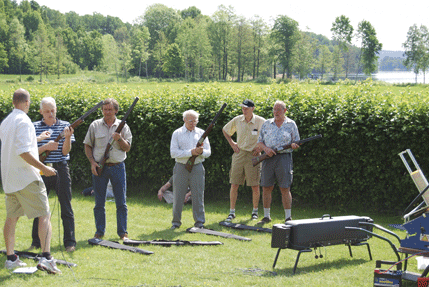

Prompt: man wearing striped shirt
xmin=30 ymin=97 xmax=76 ymax=252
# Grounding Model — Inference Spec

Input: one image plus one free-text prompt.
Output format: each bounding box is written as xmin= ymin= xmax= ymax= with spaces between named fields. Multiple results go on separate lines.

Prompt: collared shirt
xmin=0 ymin=109 xmax=43 ymax=193
xmin=170 ymin=124 xmax=211 ymax=165
xmin=33 ymin=118 xmax=76 ymax=163
xmin=83 ymin=117 xmax=132 ymax=163
xmin=258 ymin=117 xmax=300 ymax=153
xmin=223 ymin=114 xmax=265 ymax=152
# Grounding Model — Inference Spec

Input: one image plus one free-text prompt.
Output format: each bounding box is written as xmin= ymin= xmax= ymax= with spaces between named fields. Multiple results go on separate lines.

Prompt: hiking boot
xmin=225 ymin=213 xmax=236 ymax=222
xmin=5 ymin=256 xmax=27 ymax=270
xmin=37 ymin=257 xmax=62 ymax=274
xmin=170 ymin=225 xmax=179 ymax=230
xmin=285 ymin=217 xmax=292 ymax=223
xmin=257 ymin=217 xmax=271 ymax=225
xmin=251 ymin=213 xmax=258 ymax=220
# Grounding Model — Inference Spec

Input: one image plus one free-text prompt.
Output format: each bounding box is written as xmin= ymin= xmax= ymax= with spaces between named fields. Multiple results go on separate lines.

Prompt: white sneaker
xmin=5 ymin=256 xmax=27 ymax=270
xmin=37 ymin=257 xmax=62 ymax=274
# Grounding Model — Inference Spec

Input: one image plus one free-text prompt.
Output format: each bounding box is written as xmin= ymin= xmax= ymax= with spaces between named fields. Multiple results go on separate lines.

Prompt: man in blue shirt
xmin=30 ymin=97 xmax=76 ymax=252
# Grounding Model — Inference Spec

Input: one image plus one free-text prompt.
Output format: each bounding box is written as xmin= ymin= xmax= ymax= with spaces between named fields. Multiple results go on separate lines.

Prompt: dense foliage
xmin=0 ymin=0 xmax=385 ymax=82
xmin=1 ymin=81 xmax=428 ymax=214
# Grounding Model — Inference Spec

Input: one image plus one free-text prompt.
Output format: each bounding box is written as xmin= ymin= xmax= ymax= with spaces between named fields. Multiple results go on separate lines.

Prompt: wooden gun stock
xmin=252 ymin=134 xmax=322 ymax=166
xmin=96 ymin=97 xmax=139 ymax=176
xmin=185 ymin=103 xmax=227 ymax=172
xmin=39 ymin=101 xmax=104 ymax=163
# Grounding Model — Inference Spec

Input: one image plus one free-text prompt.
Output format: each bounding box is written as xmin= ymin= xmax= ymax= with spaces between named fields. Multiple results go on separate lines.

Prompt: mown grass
xmin=0 ymin=188 xmax=421 ymax=286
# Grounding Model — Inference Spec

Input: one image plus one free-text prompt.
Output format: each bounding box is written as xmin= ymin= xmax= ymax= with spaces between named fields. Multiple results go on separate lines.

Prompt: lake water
xmin=373 ymin=71 xmax=428 ymax=84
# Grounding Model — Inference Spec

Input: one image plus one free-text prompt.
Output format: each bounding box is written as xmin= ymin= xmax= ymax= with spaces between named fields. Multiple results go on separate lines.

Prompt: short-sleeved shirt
xmin=83 ymin=117 xmax=132 ymax=163
xmin=258 ymin=117 xmax=300 ymax=153
xmin=33 ymin=119 xmax=76 ymax=163
xmin=0 ymin=109 xmax=43 ymax=193
xmin=223 ymin=114 xmax=265 ymax=152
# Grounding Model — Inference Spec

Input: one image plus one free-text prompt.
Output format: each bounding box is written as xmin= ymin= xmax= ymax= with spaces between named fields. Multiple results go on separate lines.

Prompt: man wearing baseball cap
xmin=222 ymin=99 xmax=266 ymax=221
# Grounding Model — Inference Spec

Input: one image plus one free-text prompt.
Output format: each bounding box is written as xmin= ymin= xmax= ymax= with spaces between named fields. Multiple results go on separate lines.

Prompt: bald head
xmin=13 ymin=88 xmax=30 ymax=105
xmin=13 ymin=88 xmax=31 ymax=113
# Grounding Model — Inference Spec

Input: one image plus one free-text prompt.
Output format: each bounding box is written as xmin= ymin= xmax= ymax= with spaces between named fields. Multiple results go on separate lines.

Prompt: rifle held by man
xmin=39 ymin=101 xmax=104 ymax=163
xmin=252 ymin=134 xmax=322 ymax=166
xmin=96 ymin=97 xmax=139 ymax=175
xmin=185 ymin=103 xmax=227 ymax=172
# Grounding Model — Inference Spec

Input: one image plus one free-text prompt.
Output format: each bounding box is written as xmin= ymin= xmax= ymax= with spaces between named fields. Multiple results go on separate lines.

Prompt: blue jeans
xmin=93 ymin=162 xmax=127 ymax=237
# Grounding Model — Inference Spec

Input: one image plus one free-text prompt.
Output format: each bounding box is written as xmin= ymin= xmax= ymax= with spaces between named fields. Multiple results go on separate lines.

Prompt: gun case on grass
xmin=271 ymin=214 xmax=374 ymax=274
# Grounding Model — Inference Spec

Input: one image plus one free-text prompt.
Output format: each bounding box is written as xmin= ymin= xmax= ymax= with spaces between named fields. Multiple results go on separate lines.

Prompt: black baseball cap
xmin=240 ymin=99 xmax=255 ymax=108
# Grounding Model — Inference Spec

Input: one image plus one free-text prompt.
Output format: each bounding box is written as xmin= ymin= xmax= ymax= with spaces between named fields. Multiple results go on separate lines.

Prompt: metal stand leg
xmin=293 ymin=249 xmax=312 ymax=274
xmin=273 ymin=248 xmax=282 ymax=268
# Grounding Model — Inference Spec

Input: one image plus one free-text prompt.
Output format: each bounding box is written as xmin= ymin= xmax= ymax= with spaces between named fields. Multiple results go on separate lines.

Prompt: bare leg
xmin=280 ymin=187 xmax=292 ymax=209
xmin=4 ymin=217 xmax=19 ymax=255
xmin=229 ymin=184 xmax=240 ymax=209
xmin=251 ymin=185 xmax=260 ymax=209
xmin=38 ymin=214 xmax=52 ymax=253
xmin=262 ymin=186 xmax=274 ymax=208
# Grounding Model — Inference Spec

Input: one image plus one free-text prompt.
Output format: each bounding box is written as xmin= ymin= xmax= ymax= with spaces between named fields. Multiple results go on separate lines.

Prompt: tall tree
xmin=403 ymin=24 xmax=429 ymax=83
xmin=8 ymin=17 xmax=28 ymax=78
xmin=119 ymin=42 xmax=132 ymax=81
xmin=250 ymin=16 xmax=268 ymax=79
xmin=271 ymin=15 xmax=300 ymax=79
xmin=357 ymin=20 xmax=382 ymax=76
xmin=332 ymin=45 xmax=344 ymax=80
xmin=30 ymin=21 xmax=53 ymax=82
xmin=0 ymin=42 xmax=8 ymax=72
xmin=130 ymin=26 xmax=150 ymax=77
xmin=232 ymin=16 xmax=252 ymax=82
xmin=163 ymin=43 xmax=184 ymax=77
xmin=316 ymin=45 xmax=333 ymax=80
xmin=293 ymin=31 xmax=317 ymax=79
xmin=101 ymin=34 xmax=120 ymax=80
xmin=209 ymin=5 xmax=236 ymax=80
xmin=152 ymin=31 xmax=168 ymax=77
xmin=331 ymin=15 xmax=353 ymax=79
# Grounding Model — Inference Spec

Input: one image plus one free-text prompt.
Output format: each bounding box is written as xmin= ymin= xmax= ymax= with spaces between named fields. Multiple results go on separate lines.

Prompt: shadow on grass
xmin=273 ymin=257 xmax=368 ymax=276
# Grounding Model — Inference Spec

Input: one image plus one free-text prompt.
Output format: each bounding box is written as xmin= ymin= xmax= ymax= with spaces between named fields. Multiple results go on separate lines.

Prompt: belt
xmin=105 ymin=162 xmax=122 ymax=167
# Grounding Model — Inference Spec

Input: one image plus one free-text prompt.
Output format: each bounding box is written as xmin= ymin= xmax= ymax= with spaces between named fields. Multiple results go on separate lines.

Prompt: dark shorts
xmin=260 ymin=153 xmax=293 ymax=188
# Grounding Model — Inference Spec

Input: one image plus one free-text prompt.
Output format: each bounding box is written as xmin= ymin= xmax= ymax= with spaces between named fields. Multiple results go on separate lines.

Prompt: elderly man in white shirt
xmin=0 ymin=88 xmax=60 ymax=274
xmin=170 ymin=110 xmax=211 ymax=229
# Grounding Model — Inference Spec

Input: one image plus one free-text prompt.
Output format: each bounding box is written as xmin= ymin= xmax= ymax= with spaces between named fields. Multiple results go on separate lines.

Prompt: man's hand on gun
xmin=191 ymin=143 xmax=204 ymax=156
xmin=64 ymin=126 xmax=74 ymax=138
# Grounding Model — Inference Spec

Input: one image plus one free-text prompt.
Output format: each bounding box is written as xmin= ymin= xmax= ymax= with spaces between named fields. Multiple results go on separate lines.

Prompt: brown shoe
xmin=120 ymin=233 xmax=129 ymax=241
xmin=66 ymin=246 xmax=76 ymax=252
xmin=94 ymin=233 xmax=103 ymax=239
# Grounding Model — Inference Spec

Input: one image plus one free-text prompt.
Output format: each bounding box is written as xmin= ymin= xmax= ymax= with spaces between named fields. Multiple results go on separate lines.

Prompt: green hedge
xmin=1 ymin=81 xmax=428 ymax=213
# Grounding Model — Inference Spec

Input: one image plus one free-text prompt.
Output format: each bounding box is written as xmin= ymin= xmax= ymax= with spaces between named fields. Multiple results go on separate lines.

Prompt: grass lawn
xmin=0 ymin=188 xmax=421 ymax=286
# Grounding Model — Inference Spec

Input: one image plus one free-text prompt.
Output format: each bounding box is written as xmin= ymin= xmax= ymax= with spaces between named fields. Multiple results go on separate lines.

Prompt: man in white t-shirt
xmin=0 ymin=88 xmax=60 ymax=274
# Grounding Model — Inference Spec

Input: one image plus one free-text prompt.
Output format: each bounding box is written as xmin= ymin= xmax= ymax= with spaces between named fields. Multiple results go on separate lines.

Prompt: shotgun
xmin=252 ymin=134 xmax=322 ymax=166
xmin=185 ymin=103 xmax=227 ymax=172
xmin=96 ymin=97 xmax=139 ymax=175
xmin=39 ymin=101 xmax=104 ymax=163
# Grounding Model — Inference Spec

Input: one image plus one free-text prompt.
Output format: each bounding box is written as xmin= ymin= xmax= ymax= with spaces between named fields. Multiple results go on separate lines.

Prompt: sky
xmin=24 ymin=0 xmax=429 ymax=51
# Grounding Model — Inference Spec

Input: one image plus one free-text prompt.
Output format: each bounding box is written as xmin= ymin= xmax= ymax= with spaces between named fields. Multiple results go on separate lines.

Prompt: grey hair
xmin=274 ymin=100 xmax=286 ymax=109
xmin=183 ymin=110 xmax=199 ymax=120
xmin=40 ymin=97 xmax=56 ymax=109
